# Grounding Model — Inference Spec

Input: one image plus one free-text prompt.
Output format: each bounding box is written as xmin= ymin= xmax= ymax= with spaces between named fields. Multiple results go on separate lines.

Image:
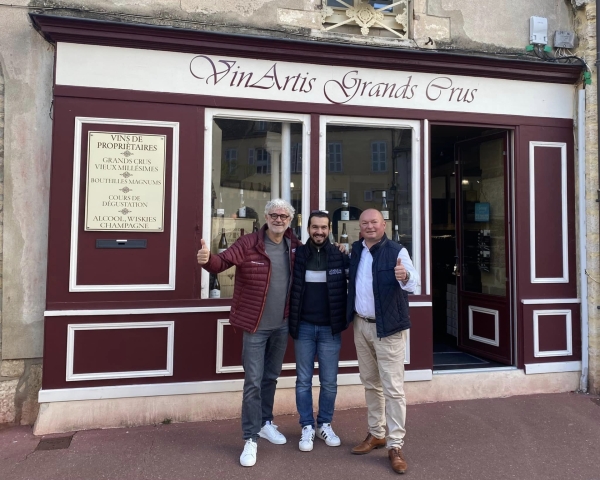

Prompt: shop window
xmin=371 ymin=141 xmax=387 ymax=172
xmin=204 ymin=112 xmax=309 ymax=299
xmin=322 ymin=0 xmax=409 ymax=38
xmin=323 ymin=120 xmax=417 ymax=268
xmin=328 ymin=142 xmax=343 ymax=172
xmin=225 ymin=148 xmax=238 ymax=174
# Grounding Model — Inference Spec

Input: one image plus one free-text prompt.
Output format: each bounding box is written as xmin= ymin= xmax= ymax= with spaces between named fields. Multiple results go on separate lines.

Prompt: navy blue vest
xmin=346 ymin=235 xmax=411 ymax=338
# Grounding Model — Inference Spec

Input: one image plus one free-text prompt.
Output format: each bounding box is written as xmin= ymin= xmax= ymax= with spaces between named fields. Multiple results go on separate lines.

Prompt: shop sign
xmin=84 ymin=131 xmax=167 ymax=231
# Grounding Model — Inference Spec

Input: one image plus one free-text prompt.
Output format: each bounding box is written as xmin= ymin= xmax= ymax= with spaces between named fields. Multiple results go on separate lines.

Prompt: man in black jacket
xmin=289 ymin=210 xmax=349 ymax=453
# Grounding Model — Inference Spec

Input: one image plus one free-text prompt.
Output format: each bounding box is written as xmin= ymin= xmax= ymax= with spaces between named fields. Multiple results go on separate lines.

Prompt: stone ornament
xmin=321 ymin=0 xmax=408 ymax=38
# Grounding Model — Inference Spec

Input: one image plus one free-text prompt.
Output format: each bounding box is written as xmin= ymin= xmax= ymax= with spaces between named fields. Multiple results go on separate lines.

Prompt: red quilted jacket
xmin=203 ymin=225 xmax=301 ymax=333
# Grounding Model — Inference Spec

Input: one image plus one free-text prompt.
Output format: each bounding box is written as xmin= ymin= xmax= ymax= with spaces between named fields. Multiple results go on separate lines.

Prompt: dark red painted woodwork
xmin=310 ymin=114 xmax=320 ymax=210
xmin=521 ymin=304 xmax=581 ymax=365
xmin=532 ymin=146 xmax=564 ymax=279
xmin=76 ymin=123 xmax=172 ymax=286
xmin=537 ymin=314 xmax=569 ymax=352
xmin=30 ymin=14 xmax=582 ymax=85
xmin=73 ymin=327 xmax=168 ymax=374
xmin=471 ymin=310 xmax=497 ymax=342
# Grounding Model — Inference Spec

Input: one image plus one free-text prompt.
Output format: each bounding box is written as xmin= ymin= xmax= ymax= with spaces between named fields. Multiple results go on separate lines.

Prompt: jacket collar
xmin=363 ymin=234 xmax=389 ymax=255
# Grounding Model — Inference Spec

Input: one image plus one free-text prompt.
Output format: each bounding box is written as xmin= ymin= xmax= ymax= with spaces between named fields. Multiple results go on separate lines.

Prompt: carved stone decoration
xmin=320 ymin=5 xmax=334 ymax=23
xmin=347 ymin=2 xmax=384 ymax=36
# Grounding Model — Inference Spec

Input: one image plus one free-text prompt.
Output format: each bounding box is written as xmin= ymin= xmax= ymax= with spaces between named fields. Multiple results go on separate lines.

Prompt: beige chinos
xmin=353 ymin=313 xmax=408 ymax=449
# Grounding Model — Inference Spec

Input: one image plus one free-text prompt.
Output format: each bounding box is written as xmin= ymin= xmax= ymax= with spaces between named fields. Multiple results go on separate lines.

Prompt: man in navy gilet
xmin=348 ymin=209 xmax=419 ymax=475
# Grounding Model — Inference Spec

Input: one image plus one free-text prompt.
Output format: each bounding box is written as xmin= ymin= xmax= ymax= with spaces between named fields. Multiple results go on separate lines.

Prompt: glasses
xmin=267 ymin=213 xmax=290 ymax=221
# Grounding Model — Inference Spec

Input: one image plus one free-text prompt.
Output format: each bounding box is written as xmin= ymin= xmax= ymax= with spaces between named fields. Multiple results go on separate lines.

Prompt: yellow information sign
xmin=84 ymin=131 xmax=167 ymax=232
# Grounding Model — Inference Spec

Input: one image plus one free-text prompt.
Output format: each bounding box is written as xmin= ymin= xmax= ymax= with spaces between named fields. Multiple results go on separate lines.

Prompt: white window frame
xmin=319 ymin=115 xmax=421 ymax=295
xmin=328 ymin=142 xmax=343 ymax=172
xmin=371 ymin=141 xmax=387 ymax=172
xmin=203 ymin=109 xmax=311 ymax=299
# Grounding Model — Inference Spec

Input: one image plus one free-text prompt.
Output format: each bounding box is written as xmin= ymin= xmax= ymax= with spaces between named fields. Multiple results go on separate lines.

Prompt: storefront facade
xmin=31 ymin=14 xmax=585 ymax=433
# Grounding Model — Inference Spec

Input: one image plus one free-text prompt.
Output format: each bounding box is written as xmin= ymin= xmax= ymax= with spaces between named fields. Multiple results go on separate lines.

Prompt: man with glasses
xmin=197 ymin=199 xmax=300 ymax=467
xmin=348 ymin=209 xmax=419 ymax=475
xmin=289 ymin=210 xmax=349 ymax=452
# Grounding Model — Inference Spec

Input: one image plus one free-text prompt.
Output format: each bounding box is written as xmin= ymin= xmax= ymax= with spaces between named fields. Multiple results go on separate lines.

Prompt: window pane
xmin=326 ymin=125 xmax=412 ymax=255
xmin=210 ymin=118 xmax=304 ymax=298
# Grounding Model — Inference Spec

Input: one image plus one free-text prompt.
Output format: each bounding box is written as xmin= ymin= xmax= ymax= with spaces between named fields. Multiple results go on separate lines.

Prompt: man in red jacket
xmin=197 ymin=198 xmax=300 ymax=467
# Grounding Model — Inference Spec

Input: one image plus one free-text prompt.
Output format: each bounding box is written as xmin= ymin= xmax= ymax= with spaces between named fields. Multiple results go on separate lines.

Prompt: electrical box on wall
xmin=530 ymin=16 xmax=548 ymax=45
xmin=554 ymin=30 xmax=576 ymax=48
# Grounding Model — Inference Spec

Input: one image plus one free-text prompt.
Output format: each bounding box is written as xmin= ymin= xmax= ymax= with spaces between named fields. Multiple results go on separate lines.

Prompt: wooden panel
xmin=471 ymin=309 xmax=497 ymax=343
xmin=73 ymin=327 xmax=168 ymax=374
xmin=532 ymin=146 xmax=564 ymax=279
xmin=537 ymin=314 xmax=568 ymax=352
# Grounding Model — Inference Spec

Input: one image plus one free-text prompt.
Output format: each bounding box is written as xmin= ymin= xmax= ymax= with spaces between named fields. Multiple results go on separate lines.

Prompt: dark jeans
xmin=241 ymin=323 xmax=289 ymax=440
xmin=294 ymin=321 xmax=342 ymax=428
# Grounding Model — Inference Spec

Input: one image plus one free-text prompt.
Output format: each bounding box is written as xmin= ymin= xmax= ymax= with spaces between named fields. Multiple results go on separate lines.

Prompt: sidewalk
xmin=1 ymin=392 xmax=599 ymax=480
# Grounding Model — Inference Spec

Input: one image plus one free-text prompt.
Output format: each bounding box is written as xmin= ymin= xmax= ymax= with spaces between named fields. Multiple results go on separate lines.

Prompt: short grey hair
xmin=264 ymin=198 xmax=295 ymax=221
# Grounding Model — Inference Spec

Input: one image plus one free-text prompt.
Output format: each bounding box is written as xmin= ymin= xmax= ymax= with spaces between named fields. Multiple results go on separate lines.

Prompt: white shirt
xmin=354 ymin=240 xmax=419 ymax=319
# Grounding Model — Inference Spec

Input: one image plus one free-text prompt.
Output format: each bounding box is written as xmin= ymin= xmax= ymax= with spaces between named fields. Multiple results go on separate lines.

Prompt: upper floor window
xmin=328 ymin=142 xmax=343 ymax=172
xmin=256 ymin=148 xmax=271 ymax=175
xmin=322 ymin=0 xmax=409 ymax=38
xmin=371 ymin=141 xmax=387 ymax=172
xmin=225 ymin=149 xmax=238 ymax=174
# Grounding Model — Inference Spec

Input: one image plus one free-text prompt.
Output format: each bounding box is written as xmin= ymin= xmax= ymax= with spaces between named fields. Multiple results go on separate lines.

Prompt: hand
xmin=394 ymin=257 xmax=408 ymax=283
xmin=334 ymin=242 xmax=348 ymax=254
xmin=197 ymin=239 xmax=210 ymax=265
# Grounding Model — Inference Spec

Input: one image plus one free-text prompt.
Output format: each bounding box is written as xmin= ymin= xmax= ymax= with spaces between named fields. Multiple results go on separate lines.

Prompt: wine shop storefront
xmin=32 ymin=15 xmax=585 ymax=434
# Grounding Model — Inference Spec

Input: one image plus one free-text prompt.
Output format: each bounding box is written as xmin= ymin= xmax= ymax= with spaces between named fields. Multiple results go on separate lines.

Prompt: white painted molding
xmin=528 ymin=141 xmax=568 ymax=284
xmin=468 ymin=305 xmax=499 ymax=347
xmin=39 ymin=369 xmax=433 ymax=403
xmin=525 ymin=361 xmax=581 ymax=375
xmin=45 ymin=303 xmax=428 ymax=317
xmin=216 ymin=320 xmax=411 ymax=374
xmin=202 ymin=109 xmax=312 ymax=299
xmin=521 ymin=298 xmax=580 ymax=305
xmin=533 ymin=309 xmax=573 ymax=358
xmin=319 ymin=115 xmax=422 ymax=295
xmin=424 ymin=119 xmax=431 ymax=296
xmin=434 ymin=366 xmax=517 ymax=375
xmin=66 ymin=321 xmax=174 ymax=381
xmin=70 ymin=117 xmax=180 ymax=292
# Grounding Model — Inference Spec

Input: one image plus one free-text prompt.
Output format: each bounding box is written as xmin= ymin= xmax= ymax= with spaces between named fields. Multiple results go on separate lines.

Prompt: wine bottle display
xmin=393 ymin=224 xmax=400 ymax=243
xmin=381 ymin=191 xmax=389 ymax=220
xmin=218 ymin=228 xmax=228 ymax=253
xmin=328 ymin=222 xmax=335 ymax=244
xmin=209 ymin=274 xmax=221 ymax=299
xmin=341 ymin=192 xmax=349 ymax=221
xmin=216 ymin=192 xmax=225 ymax=217
xmin=340 ymin=222 xmax=349 ymax=253
xmin=295 ymin=214 xmax=303 ymax=239
xmin=238 ymin=189 xmax=246 ymax=218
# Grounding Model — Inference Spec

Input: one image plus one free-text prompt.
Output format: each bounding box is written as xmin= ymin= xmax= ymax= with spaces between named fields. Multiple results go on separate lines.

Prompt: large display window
xmin=202 ymin=109 xmax=311 ymax=298
xmin=320 ymin=116 xmax=421 ymax=293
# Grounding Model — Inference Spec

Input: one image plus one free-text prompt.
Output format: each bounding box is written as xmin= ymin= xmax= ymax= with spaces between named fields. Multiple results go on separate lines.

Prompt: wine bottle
xmin=209 ymin=274 xmax=221 ymax=299
xmin=218 ymin=228 xmax=228 ymax=253
xmin=240 ymin=228 xmax=245 ymax=237
xmin=216 ymin=192 xmax=225 ymax=218
xmin=295 ymin=214 xmax=302 ymax=239
xmin=341 ymin=192 xmax=349 ymax=221
xmin=380 ymin=191 xmax=389 ymax=220
xmin=328 ymin=222 xmax=335 ymax=244
xmin=339 ymin=222 xmax=349 ymax=253
xmin=253 ymin=219 xmax=260 ymax=232
xmin=238 ymin=189 xmax=246 ymax=218
xmin=393 ymin=224 xmax=400 ymax=243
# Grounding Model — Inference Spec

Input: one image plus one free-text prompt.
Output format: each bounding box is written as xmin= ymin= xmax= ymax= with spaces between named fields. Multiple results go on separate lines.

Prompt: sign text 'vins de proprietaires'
xmin=85 ymin=131 xmax=167 ymax=231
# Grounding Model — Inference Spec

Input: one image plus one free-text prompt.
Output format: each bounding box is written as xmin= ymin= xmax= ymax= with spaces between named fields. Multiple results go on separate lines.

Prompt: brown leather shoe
xmin=388 ymin=447 xmax=408 ymax=474
xmin=351 ymin=433 xmax=386 ymax=455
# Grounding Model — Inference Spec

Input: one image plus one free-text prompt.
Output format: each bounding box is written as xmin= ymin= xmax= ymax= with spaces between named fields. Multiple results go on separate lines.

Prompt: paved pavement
xmin=1 ymin=392 xmax=599 ymax=480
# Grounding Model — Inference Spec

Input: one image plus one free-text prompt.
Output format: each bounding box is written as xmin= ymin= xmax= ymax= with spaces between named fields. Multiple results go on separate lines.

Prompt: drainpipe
xmin=579 ymin=88 xmax=588 ymax=392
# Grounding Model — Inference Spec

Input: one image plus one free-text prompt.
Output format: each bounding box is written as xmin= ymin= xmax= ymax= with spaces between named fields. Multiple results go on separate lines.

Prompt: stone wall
xmin=574 ymin=0 xmax=600 ymax=395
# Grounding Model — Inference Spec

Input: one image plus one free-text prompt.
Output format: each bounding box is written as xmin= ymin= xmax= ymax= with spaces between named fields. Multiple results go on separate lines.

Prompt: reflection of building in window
xmin=291 ymin=143 xmax=302 ymax=173
xmin=255 ymin=121 xmax=267 ymax=131
xmin=225 ymin=148 xmax=238 ymax=174
xmin=255 ymin=148 xmax=271 ymax=174
xmin=328 ymin=142 xmax=343 ymax=172
xmin=371 ymin=141 xmax=387 ymax=172
xmin=322 ymin=0 xmax=409 ymax=38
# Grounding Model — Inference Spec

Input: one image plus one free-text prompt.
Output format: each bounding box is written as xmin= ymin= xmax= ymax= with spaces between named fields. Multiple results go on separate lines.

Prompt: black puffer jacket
xmin=289 ymin=240 xmax=349 ymax=339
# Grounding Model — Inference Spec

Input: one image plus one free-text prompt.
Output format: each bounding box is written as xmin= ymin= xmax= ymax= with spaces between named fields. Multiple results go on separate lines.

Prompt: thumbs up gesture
xmin=394 ymin=256 xmax=408 ymax=283
xmin=197 ymin=239 xmax=211 ymax=265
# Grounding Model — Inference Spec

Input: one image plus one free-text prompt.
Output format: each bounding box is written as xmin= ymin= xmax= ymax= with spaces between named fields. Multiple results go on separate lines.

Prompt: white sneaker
xmin=299 ymin=425 xmax=315 ymax=452
xmin=240 ymin=439 xmax=257 ymax=467
xmin=258 ymin=421 xmax=287 ymax=445
xmin=316 ymin=423 xmax=341 ymax=447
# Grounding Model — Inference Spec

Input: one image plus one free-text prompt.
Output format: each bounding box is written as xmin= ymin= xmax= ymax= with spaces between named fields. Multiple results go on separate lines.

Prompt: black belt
xmin=355 ymin=312 xmax=376 ymax=323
